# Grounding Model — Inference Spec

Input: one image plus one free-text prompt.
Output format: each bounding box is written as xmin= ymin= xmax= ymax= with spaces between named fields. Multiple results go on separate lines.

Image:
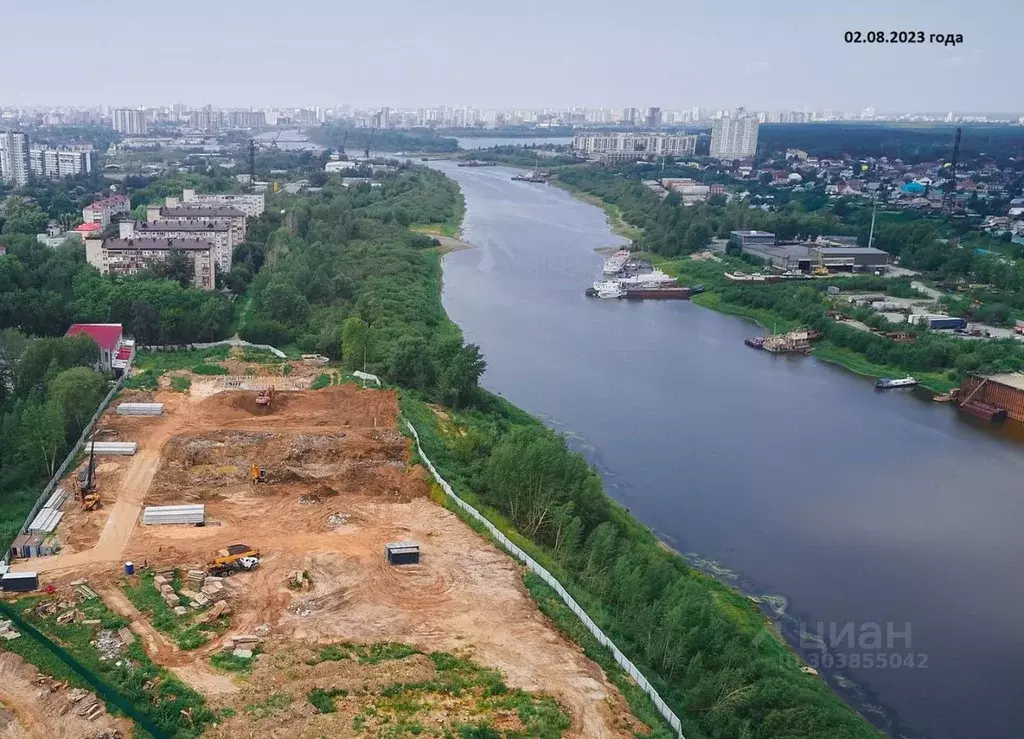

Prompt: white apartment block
xmin=572 ymin=132 xmax=698 ymax=162
xmin=0 ymin=131 xmax=31 ymax=186
xmin=85 ymin=235 xmax=215 ymax=289
xmin=181 ymin=188 xmax=265 ymax=217
xmin=30 ymin=147 xmax=92 ymax=179
xmin=82 ymin=194 xmax=132 ymax=228
xmin=112 ymin=108 xmax=148 ymax=135
xmin=710 ymin=118 xmax=759 ymax=159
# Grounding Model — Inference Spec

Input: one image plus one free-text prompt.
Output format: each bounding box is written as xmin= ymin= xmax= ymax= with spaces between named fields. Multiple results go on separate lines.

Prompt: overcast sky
xmin=1 ymin=0 xmax=1016 ymax=112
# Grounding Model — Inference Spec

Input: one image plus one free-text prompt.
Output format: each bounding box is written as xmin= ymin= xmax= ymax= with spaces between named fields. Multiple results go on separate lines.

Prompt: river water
xmin=431 ymin=161 xmax=1024 ymax=739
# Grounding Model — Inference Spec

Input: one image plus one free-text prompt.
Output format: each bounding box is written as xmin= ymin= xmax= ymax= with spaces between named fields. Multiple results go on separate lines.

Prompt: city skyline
xmin=0 ymin=0 xmax=1013 ymax=111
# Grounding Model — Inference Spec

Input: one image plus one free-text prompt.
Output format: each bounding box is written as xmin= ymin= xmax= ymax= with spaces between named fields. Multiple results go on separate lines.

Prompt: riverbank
xmin=549 ymin=180 xmax=644 ymax=242
xmin=428 ymin=169 xmax=881 ymax=738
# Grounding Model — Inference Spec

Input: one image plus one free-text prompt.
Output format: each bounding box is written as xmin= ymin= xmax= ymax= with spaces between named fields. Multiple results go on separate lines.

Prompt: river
xmin=430 ymin=161 xmax=1024 ymax=739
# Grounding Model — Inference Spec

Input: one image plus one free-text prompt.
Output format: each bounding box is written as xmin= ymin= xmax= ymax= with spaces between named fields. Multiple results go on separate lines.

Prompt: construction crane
xmin=74 ymin=442 xmax=100 ymax=511
xmin=943 ymin=127 xmax=962 ymax=212
xmin=340 ymin=131 xmax=348 ymax=157
xmin=364 ymin=128 xmax=375 ymax=159
xmin=208 ymin=544 xmax=261 ymax=576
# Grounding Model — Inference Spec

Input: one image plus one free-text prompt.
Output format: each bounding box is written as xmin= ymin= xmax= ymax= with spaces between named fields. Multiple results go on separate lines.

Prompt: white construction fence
xmin=403 ymin=419 xmax=685 ymax=738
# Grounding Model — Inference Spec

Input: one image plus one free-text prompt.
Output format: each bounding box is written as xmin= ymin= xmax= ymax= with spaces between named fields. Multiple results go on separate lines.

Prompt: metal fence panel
xmin=404 ymin=419 xmax=685 ymax=738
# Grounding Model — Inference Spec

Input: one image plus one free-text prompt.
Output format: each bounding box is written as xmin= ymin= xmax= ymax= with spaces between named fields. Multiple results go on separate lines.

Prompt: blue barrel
xmin=124 ymin=562 xmax=135 ymax=576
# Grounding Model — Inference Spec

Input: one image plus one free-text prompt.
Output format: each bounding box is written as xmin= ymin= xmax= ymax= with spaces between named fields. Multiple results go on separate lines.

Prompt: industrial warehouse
xmin=729 ymin=230 xmax=890 ymax=273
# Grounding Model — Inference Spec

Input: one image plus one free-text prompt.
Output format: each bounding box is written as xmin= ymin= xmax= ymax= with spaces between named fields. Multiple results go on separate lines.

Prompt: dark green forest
xmin=240 ymin=166 xmax=486 ymax=408
xmin=309 ymin=124 xmax=460 ymax=154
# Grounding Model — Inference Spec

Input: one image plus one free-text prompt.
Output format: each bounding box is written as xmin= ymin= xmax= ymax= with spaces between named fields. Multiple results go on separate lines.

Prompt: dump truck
xmin=208 ymin=544 xmax=261 ymax=576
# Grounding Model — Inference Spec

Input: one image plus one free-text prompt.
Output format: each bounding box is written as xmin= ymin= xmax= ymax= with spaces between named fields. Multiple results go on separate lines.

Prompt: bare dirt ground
xmin=0 ymin=653 xmax=130 ymax=739
xmin=8 ymin=383 xmax=642 ymax=738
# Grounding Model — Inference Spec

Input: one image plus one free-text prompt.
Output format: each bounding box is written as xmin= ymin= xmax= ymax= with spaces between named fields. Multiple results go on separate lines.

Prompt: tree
xmin=18 ymin=401 xmax=66 ymax=477
xmin=47 ymin=366 xmax=107 ymax=436
xmin=0 ymin=328 xmax=27 ymax=407
xmin=387 ymin=335 xmax=436 ymax=389
xmin=341 ymin=316 xmax=369 ymax=371
xmin=683 ymin=221 xmax=713 ymax=253
xmin=437 ymin=343 xmax=486 ymax=408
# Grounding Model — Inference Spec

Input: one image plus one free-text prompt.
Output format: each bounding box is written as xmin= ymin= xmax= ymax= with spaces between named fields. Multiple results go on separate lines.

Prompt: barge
xmin=623 ymin=286 xmax=691 ymax=300
xmin=959 ymin=400 xmax=1008 ymax=421
xmin=876 ymin=376 xmax=918 ymax=389
xmin=511 ymin=172 xmax=550 ymax=183
xmin=744 ymin=330 xmax=820 ymax=354
xmin=457 ymin=160 xmax=497 ymax=168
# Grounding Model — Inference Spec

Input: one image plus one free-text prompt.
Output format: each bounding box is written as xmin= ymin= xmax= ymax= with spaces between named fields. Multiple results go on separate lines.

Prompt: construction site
xmin=0 ymin=366 xmax=646 ymax=738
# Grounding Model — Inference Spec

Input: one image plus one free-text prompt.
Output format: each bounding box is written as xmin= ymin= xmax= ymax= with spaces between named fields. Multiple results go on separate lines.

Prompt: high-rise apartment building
xmin=29 ymin=146 xmax=92 ymax=179
xmin=572 ymin=132 xmax=698 ymax=162
xmin=0 ymin=131 xmax=31 ymax=186
xmin=645 ymin=107 xmax=663 ymax=127
xmin=112 ymin=108 xmax=148 ymax=135
xmin=710 ymin=117 xmax=759 ymax=159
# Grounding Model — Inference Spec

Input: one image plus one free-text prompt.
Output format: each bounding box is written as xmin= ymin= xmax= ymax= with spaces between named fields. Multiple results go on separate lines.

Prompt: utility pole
xmin=868 ymin=196 xmax=878 ymax=249
xmin=248 ymin=139 xmax=256 ymax=192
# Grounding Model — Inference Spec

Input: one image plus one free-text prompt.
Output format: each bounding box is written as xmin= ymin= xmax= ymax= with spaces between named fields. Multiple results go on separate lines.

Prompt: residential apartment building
xmin=84 ymin=235 xmax=215 ymax=289
xmin=29 ymin=146 xmax=92 ymax=179
xmin=181 ymin=189 xmax=265 ymax=217
xmin=112 ymin=108 xmax=147 ymax=135
xmin=0 ymin=130 xmax=31 ymax=186
xmin=82 ymin=194 xmax=132 ymax=228
xmin=572 ymin=132 xmax=698 ymax=162
xmin=128 ymin=219 xmax=233 ymax=271
xmin=146 ymin=202 xmax=246 ymax=270
xmin=710 ymin=117 xmax=759 ymax=159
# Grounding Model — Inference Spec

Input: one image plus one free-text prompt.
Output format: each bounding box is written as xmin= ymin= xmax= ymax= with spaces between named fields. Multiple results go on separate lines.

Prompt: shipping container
xmin=1 ymin=572 xmax=39 ymax=592
xmin=385 ymin=542 xmax=420 ymax=565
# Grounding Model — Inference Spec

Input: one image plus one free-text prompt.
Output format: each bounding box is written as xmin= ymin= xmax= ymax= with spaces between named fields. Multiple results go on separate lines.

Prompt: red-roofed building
xmin=65 ymin=323 xmax=127 ymax=372
xmin=74 ymin=222 xmax=103 ymax=236
xmin=82 ymin=194 xmax=131 ymax=228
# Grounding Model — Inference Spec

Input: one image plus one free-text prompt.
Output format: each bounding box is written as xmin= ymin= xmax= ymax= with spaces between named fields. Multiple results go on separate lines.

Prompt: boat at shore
xmin=744 ymin=330 xmax=821 ymax=354
xmin=511 ymin=172 xmax=550 ymax=183
xmin=876 ymin=376 xmax=918 ymax=389
xmin=457 ymin=160 xmax=497 ymax=168
xmin=602 ymin=249 xmax=631 ymax=275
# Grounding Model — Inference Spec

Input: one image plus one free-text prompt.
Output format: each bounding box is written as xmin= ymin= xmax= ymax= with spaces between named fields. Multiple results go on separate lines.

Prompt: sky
xmin=1 ymin=0 xmax=1018 ymax=112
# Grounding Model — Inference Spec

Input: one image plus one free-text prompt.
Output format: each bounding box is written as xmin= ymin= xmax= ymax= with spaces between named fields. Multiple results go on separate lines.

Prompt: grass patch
xmin=239 ymin=346 xmax=283 ymax=364
xmin=311 ymin=373 xmax=331 ymax=390
xmin=132 ymin=346 xmax=230 ymax=372
xmin=813 ymin=341 xmax=957 ymax=393
xmin=121 ymin=571 xmax=227 ymax=650
xmin=307 ymin=686 xmax=348 ymax=714
xmin=245 ymin=692 xmax=292 ymax=719
xmin=124 ymin=369 xmax=159 ymax=390
xmin=170 ymin=375 xmax=192 ymax=392
xmin=313 ymin=641 xmax=420 ymax=665
xmin=191 ymin=363 xmax=229 ymax=375
xmin=210 ymin=649 xmax=257 ymax=673
xmin=0 ymin=595 xmax=214 ymax=738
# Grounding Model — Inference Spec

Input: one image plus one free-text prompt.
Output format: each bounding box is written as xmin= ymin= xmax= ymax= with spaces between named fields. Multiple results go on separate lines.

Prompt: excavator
xmin=74 ymin=443 xmax=101 ymax=511
xmin=256 ymin=385 xmax=275 ymax=409
xmin=208 ymin=544 xmax=261 ymax=576
xmin=249 ymin=463 xmax=266 ymax=486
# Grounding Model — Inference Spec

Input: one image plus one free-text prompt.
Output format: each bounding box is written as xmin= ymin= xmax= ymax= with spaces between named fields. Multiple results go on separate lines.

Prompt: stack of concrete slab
xmin=28 ymin=508 xmax=64 ymax=535
xmin=116 ymin=403 xmax=164 ymax=416
xmin=186 ymin=569 xmax=206 ymax=587
xmin=222 ymin=633 xmax=260 ymax=659
xmin=85 ymin=442 xmax=137 ymax=456
xmin=153 ymin=574 xmax=181 ymax=608
xmin=200 ymin=577 xmax=227 ymax=603
xmin=43 ymin=487 xmax=69 ymax=511
xmin=0 ymin=619 xmax=19 ymax=641
xmin=142 ymin=505 xmax=204 ymax=525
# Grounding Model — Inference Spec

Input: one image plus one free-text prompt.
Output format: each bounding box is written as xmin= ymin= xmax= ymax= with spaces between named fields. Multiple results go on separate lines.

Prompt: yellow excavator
xmin=249 ymin=463 xmax=266 ymax=486
xmin=812 ymin=264 xmax=829 ymax=277
xmin=208 ymin=544 xmax=261 ymax=576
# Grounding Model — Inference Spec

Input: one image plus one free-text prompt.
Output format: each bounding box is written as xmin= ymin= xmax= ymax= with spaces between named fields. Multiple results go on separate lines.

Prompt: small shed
xmin=8 ymin=534 xmax=44 ymax=559
xmin=1 ymin=572 xmax=39 ymax=592
xmin=385 ymin=541 xmax=420 ymax=565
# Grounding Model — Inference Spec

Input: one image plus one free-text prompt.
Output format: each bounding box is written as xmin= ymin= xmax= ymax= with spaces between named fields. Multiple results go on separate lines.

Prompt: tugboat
xmin=876 ymin=376 xmax=918 ymax=389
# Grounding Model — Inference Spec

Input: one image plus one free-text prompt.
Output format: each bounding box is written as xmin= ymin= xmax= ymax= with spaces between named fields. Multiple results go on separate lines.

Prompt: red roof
xmin=65 ymin=324 xmax=123 ymax=351
xmin=74 ymin=223 xmax=102 ymax=233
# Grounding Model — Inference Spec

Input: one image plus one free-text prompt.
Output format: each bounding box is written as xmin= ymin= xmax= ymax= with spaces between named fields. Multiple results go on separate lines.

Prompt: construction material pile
xmin=142 ymin=504 xmax=205 ymax=525
xmin=221 ymin=632 xmax=262 ymax=660
xmin=116 ymin=403 xmax=164 ymax=416
xmin=0 ymin=619 xmax=19 ymax=641
xmin=84 ymin=442 xmax=137 ymax=456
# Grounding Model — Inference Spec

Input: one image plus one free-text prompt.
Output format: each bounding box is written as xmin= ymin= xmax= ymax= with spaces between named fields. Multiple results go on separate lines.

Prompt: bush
xmin=311 ymin=373 xmax=331 ymax=390
xmin=192 ymin=363 xmax=228 ymax=375
xmin=170 ymin=376 xmax=192 ymax=392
